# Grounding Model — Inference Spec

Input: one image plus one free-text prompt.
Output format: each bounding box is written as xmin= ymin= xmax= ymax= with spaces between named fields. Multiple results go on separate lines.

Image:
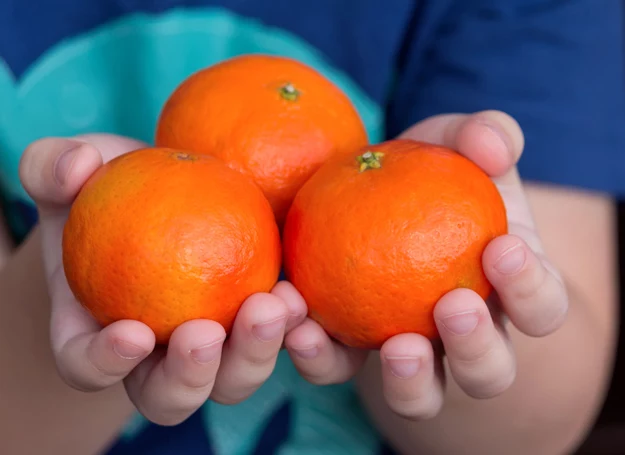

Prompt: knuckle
xmin=177 ymin=386 xmax=214 ymax=406
xmin=295 ymin=352 xmax=361 ymax=386
xmin=86 ymin=346 xmax=132 ymax=382
xmin=386 ymin=395 xmax=442 ymax=421
xmin=210 ymin=388 xmax=255 ymax=405
xmin=452 ymin=340 xmax=497 ymax=366
xmin=469 ymin=370 xmax=516 ymax=399
xmin=509 ymin=265 xmax=546 ymax=302
xmin=299 ymin=363 xmax=351 ymax=386
xmin=139 ymin=407 xmax=192 ymax=427
xmin=179 ymin=376 xmax=215 ymax=392
xmin=400 ymin=405 xmax=441 ymax=422
xmin=60 ymin=367 xmax=108 ymax=392
xmin=141 ymin=392 xmax=208 ymax=425
xmin=384 ymin=387 xmax=418 ymax=406
xmin=540 ymin=282 xmax=569 ymax=332
xmin=461 ymin=358 xmax=516 ymax=399
xmin=532 ymin=300 xmax=568 ymax=337
xmin=332 ymin=369 xmax=356 ymax=385
xmin=243 ymin=347 xmax=280 ymax=366
xmin=61 ymin=374 xmax=101 ymax=393
xmin=153 ymin=416 xmax=187 ymax=426
xmin=514 ymin=272 xmax=569 ymax=337
xmin=57 ymin=356 xmax=118 ymax=392
xmin=211 ymin=393 xmax=246 ymax=406
xmin=162 ymin=372 xmax=215 ymax=400
xmin=174 ymin=368 xmax=217 ymax=390
xmin=303 ymin=373 xmax=334 ymax=386
xmin=209 ymin=371 xmax=267 ymax=404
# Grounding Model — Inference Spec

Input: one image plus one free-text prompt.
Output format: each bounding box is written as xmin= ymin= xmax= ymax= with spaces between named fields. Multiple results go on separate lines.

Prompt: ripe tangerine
xmin=155 ymin=54 xmax=369 ymax=227
xmin=62 ymin=147 xmax=282 ymax=344
xmin=283 ymin=139 xmax=508 ymax=349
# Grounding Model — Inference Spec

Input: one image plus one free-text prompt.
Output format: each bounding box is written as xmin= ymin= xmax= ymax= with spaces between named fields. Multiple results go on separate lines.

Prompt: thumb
xmin=19 ymin=137 xmax=102 ymax=217
xmin=399 ymin=110 xmax=525 ymax=178
xmin=18 ymin=134 xmax=148 ymax=217
xmin=18 ymin=135 xmax=147 ymax=278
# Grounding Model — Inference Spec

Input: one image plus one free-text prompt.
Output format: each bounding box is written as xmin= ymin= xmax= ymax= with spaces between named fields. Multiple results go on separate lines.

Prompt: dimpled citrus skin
xmin=282 ymin=139 xmax=508 ymax=349
xmin=155 ymin=54 xmax=369 ymax=227
xmin=62 ymin=147 xmax=282 ymax=344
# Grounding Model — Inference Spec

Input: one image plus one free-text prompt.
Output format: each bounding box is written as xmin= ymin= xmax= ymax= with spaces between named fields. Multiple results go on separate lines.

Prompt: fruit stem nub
xmin=279 ymin=83 xmax=300 ymax=101
xmin=357 ymin=151 xmax=384 ymax=172
xmin=172 ymin=152 xmax=196 ymax=161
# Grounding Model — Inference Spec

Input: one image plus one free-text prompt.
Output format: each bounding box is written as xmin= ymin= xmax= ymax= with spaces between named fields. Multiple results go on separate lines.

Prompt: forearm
xmin=0 ymin=228 xmax=134 ymax=455
xmin=356 ymin=286 xmax=617 ymax=455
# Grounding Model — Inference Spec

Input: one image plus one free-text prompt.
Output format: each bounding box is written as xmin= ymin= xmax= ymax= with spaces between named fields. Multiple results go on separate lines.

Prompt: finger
xmin=379 ymin=333 xmax=444 ymax=420
xmin=459 ymin=126 xmax=568 ymax=338
xmin=125 ymin=320 xmax=226 ymax=426
xmin=19 ymin=135 xmax=148 ymax=217
xmin=48 ymin=264 xmax=155 ymax=391
xmin=399 ymin=110 xmax=524 ymax=177
xmin=401 ymin=111 xmax=565 ymax=339
xmin=284 ymin=318 xmax=368 ymax=385
xmin=19 ymin=138 xmax=103 ymax=216
xmin=434 ymin=288 xmax=516 ymax=399
xmin=483 ymin=234 xmax=568 ymax=337
xmin=53 ymin=318 xmax=154 ymax=392
xmin=19 ymin=134 xmax=156 ymax=394
xmin=270 ymin=281 xmax=308 ymax=332
xmin=399 ymin=110 xmax=534 ymax=244
xmin=73 ymin=133 xmax=147 ymax=163
xmin=47 ymin=242 xmax=156 ymax=394
xmin=210 ymin=293 xmax=289 ymax=405
xmin=21 ymin=135 xmax=148 ymax=278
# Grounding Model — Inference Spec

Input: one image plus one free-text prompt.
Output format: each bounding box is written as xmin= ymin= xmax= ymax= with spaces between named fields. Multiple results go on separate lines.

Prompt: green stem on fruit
xmin=357 ymin=151 xmax=384 ymax=172
xmin=279 ymin=83 xmax=300 ymax=101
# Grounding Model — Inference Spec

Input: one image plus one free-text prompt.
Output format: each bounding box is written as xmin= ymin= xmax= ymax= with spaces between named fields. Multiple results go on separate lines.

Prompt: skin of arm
xmin=0 ymin=227 xmax=135 ymax=455
xmin=356 ymin=183 xmax=620 ymax=455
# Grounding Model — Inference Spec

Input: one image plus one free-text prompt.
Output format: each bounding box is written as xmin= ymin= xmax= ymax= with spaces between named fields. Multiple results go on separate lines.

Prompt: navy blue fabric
xmin=106 ymin=410 xmax=215 ymax=455
xmin=385 ymin=0 xmax=625 ymax=196
xmin=2 ymin=0 xmax=623 ymax=201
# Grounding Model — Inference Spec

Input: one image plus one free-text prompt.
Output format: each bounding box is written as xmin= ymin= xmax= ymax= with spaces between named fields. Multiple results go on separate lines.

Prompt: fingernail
xmin=291 ymin=345 xmax=319 ymax=359
xmin=252 ymin=316 xmax=287 ymax=342
xmin=285 ymin=312 xmax=305 ymax=331
xmin=386 ymin=356 xmax=421 ymax=379
xmin=441 ymin=311 xmax=479 ymax=336
xmin=113 ymin=340 xmax=147 ymax=360
xmin=477 ymin=120 xmax=512 ymax=156
xmin=190 ymin=338 xmax=224 ymax=364
xmin=494 ymin=244 xmax=526 ymax=275
xmin=54 ymin=145 xmax=81 ymax=186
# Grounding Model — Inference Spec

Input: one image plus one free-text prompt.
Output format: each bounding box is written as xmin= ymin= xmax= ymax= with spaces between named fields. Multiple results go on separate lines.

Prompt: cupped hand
xmin=18 ymin=135 xmax=307 ymax=425
xmin=278 ymin=110 xmax=569 ymax=419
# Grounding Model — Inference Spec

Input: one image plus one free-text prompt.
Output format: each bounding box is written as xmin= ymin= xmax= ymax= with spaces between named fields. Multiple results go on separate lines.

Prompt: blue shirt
xmin=1 ymin=0 xmax=624 ymax=453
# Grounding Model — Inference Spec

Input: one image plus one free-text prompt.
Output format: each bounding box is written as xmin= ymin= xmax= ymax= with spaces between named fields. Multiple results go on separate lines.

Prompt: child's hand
xmin=18 ymin=135 xmax=307 ymax=426
xmin=278 ymin=111 xmax=569 ymax=419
